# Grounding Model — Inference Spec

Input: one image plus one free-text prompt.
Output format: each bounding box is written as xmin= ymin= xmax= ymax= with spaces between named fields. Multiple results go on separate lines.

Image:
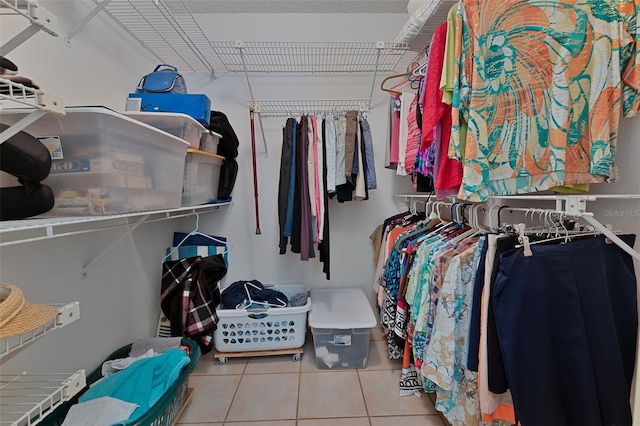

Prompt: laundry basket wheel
xmin=292 ymin=353 xmax=301 ymax=362
xmin=219 ymin=357 xmax=228 ymax=365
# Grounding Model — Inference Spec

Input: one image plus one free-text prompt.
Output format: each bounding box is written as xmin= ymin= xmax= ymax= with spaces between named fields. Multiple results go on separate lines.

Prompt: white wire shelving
xmin=0 ymin=302 xmax=80 ymax=361
xmin=250 ymin=99 xmax=373 ymax=117
xmin=79 ymin=0 xmax=217 ymax=75
xmin=0 ymin=0 xmax=65 ymax=144
xmin=0 ymin=0 xmax=59 ymax=56
xmin=0 ymin=202 xmax=232 ymax=247
xmin=0 ymin=370 xmax=86 ymax=426
xmin=210 ymin=40 xmax=410 ymax=74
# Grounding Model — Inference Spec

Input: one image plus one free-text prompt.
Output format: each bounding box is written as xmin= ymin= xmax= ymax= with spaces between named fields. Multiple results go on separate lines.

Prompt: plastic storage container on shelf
xmin=214 ymin=284 xmax=311 ymax=353
xmin=309 ymin=287 xmax=377 ymax=369
xmin=182 ymin=148 xmax=224 ymax=206
xmin=0 ymin=107 xmax=189 ymax=216
xmin=124 ymin=111 xmax=220 ymax=154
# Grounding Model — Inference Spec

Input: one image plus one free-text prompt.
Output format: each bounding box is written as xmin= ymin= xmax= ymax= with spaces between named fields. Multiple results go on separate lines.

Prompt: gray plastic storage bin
xmin=309 ymin=287 xmax=377 ymax=369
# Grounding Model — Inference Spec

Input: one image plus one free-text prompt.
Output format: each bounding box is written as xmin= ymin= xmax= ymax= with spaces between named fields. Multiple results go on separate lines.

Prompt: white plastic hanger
xmin=241 ymin=281 xmax=288 ymax=309
xmin=162 ymin=212 xmax=232 ymax=263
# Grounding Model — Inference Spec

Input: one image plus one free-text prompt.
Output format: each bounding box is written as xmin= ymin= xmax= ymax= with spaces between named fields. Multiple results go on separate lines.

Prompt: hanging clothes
xmin=419 ymin=21 xmax=461 ymax=199
xmin=278 ymin=118 xmax=295 ymax=254
xmin=372 ymin=207 xmax=638 ymax=426
xmin=450 ymin=1 xmax=640 ymax=201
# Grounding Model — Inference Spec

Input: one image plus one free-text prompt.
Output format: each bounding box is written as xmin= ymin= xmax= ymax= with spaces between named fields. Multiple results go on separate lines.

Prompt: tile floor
xmin=176 ymin=326 xmax=446 ymax=426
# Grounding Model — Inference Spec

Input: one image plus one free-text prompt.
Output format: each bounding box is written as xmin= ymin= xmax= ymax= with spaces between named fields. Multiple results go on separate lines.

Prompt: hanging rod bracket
xmin=562 ymin=196 xmax=592 ymax=216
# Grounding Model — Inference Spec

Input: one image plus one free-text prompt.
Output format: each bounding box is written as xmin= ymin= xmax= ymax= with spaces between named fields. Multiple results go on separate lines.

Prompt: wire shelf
xmin=0 ymin=302 xmax=80 ymax=361
xmin=0 ymin=202 xmax=232 ymax=247
xmin=0 ymin=78 xmax=64 ymax=114
xmin=96 ymin=0 xmax=216 ymax=74
xmin=0 ymin=0 xmax=58 ymax=37
xmin=211 ymin=41 xmax=410 ymax=74
xmin=0 ymin=370 xmax=86 ymax=426
xmin=250 ymin=99 xmax=371 ymax=117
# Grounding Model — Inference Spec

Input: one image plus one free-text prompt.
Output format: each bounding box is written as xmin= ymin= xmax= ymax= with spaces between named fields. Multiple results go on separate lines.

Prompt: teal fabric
xmin=79 ymin=348 xmax=190 ymax=424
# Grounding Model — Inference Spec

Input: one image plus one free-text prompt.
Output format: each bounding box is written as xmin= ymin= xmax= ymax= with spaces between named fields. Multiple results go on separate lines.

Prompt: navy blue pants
xmin=493 ymin=235 xmax=637 ymax=426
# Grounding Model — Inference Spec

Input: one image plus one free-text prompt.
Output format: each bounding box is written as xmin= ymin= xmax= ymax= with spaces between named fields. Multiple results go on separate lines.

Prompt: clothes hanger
xmin=393 ymin=209 xmax=441 ymax=254
xmin=162 ymin=212 xmax=233 ymax=263
xmin=380 ymin=71 xmax=412 ymax=95
xmin=241 ymin=281 xmax=288 ymax=309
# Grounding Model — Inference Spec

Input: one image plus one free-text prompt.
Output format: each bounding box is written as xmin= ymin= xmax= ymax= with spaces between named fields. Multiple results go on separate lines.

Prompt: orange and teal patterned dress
xmin=450 ymin=0 xmax=640 ymax=201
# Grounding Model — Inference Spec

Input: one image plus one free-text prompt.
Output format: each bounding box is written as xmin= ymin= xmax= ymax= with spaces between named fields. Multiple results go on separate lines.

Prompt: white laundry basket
xmin=214 ymin=284 xmax=310 ymax=352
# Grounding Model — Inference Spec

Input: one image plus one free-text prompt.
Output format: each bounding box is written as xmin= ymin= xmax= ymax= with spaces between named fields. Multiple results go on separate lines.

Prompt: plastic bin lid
xmin=309 ymin=287 xmax=377 ymax=329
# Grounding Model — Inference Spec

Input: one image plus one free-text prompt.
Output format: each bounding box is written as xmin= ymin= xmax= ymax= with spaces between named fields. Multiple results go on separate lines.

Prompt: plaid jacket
xmin=161 ymin=254 xmax=226 ymax=353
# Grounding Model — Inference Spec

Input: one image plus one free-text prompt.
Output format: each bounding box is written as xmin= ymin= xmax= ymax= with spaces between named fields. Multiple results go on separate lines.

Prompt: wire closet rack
xmin=87 ymin=0 xmax=217 ymax=74
xmin=250 ymin=99 xmax=373 ymax=117
xmin=209 ymin=40 xmax=410 ymax=74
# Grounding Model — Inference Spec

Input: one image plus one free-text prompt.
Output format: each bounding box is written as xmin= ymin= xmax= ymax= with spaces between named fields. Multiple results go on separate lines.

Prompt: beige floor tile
xmin=192 ymin=354 xmax=247 ymax=375
xmin=244 ymin=353 xmax=302 ymax=374
xmin=362 ymin=339 xmax=402 ymax=371
xmin=359 ymin=370 xmax=437 ymax=417
xmin=370 ymin=325 xmax=386 ymax=341
xmin=179 ymin=375 xmax=241 ymax=423
xmin=370 ymin=415 xmax=445 ymax=426
xmin=301 ymin=337 xmax=325 ymax=372
xmin=224 ymin=421 xmax=296 ymax=426
xmin=226 ymin=373 xmax=299 ymax=421
xmin=297 ymin=418 xmax=370 ymax=426
xmin=176 ymin=423 xmax=222 ymax=426
xmin=298 ymin=372 xmax=368 ymax=419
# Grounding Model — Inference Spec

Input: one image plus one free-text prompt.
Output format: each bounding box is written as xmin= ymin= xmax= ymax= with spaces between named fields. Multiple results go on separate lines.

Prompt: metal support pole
xmin=249 ymin=108 xmax=262 ymax=235
xmin=236 ymin=41 xmax=269 ymax=156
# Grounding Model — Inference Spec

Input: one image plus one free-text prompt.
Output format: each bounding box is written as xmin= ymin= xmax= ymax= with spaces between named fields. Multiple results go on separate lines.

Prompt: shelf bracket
xmin=368 ymin=42 xmax=384 ymax=102
xmin=65 ymin=0 xmax=113 ymax=46
xmin=0 ymin=109 xmax=47 ymax=144
xmin=81 ymin=214 xmax=149 ymax=278
xmin=56 ymin=301 xmax=81 ymax=328
xmin=0 ymin=1 xmax=59 ymax=56
xmin=236 ymin=40 xmax=269 ymax=157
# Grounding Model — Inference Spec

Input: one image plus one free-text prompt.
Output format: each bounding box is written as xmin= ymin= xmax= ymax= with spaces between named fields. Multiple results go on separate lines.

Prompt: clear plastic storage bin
xmin=182 ymin=148 xmax=223 ymax=206
xmin=309 ymin=287 xmax=377 ymax=369
xmin=124 ymin=111 xmax=220 ymax=154
xmin=214 ymin=284 xmax=311 ymax=352
xmin=0 ymin=107 xmax=189 ymax=215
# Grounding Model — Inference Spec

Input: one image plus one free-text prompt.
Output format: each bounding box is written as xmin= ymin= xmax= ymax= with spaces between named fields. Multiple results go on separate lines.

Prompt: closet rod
xmin=394 ymin=194 xmax=640 ymax=262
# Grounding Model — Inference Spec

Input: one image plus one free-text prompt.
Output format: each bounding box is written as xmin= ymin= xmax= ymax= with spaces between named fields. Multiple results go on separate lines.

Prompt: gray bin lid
xmin=309 ymin=287 xmax=377 ymax=329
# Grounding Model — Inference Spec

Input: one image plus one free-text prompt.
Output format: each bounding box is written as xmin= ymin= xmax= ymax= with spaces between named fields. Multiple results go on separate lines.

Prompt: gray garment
xmin=334 ymin=116 xmax=347 ymax=186
xmin=129 ymin=336 xmax=182 ymax=357
xmin=61 ymin=396 xmax=138 ymax=426
xmin=361 ymin=119 xmax=377 ymax=189
xmin=102 ymin=348 xmax=158 ymax=377
xmin=324 ymin=113 xmax=337 ymax=193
